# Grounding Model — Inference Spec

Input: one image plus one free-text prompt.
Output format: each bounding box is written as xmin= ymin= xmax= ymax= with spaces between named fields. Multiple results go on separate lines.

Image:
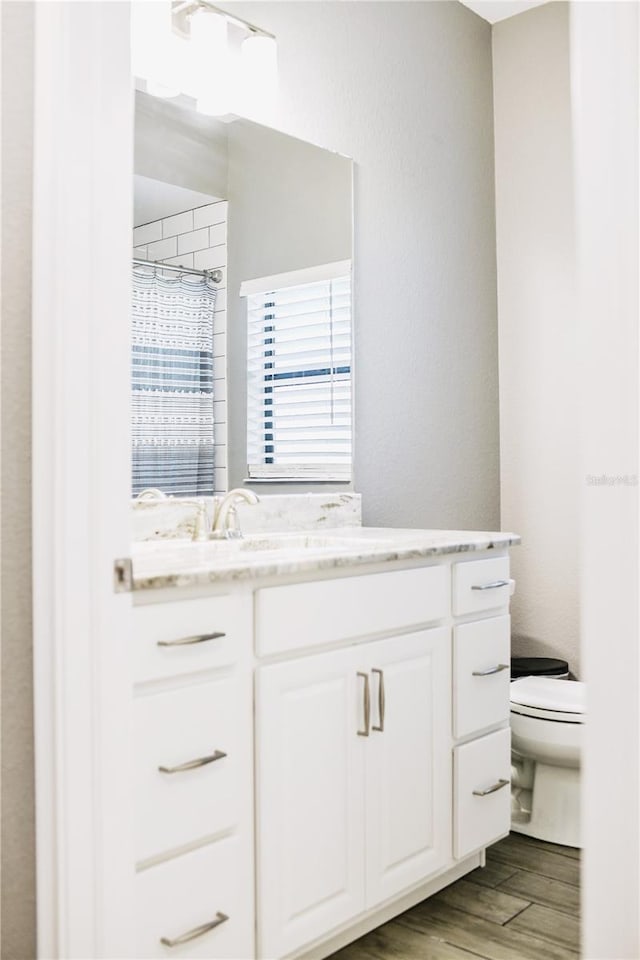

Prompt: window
xmin=243 ymin=261 xmax=352 ymax=481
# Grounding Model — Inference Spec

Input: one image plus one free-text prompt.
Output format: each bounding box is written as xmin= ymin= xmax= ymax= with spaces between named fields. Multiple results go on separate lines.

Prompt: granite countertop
xmin=131 ymin=527 xmax=521 ymax=592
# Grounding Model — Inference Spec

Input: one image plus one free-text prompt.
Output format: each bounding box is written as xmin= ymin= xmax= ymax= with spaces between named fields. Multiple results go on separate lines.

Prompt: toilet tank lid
xmin=510 ymin=677 xmax=586 ymax=714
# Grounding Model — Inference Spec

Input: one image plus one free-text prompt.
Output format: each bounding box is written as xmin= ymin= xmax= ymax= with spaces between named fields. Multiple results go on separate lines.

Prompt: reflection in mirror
xmin=132 ymin=91 xmax=353 ymax=499
xmin=244 ymin=264 xmax=352 ymax=483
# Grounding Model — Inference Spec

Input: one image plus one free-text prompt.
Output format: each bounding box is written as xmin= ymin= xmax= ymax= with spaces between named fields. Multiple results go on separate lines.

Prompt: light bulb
xmin=191 ymin=9 xmax=230 ymax=117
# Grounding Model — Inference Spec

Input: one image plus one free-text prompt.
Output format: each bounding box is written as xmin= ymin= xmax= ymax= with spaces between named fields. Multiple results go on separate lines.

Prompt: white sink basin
xmin=133 ymin=531 xmax=395 ymax=566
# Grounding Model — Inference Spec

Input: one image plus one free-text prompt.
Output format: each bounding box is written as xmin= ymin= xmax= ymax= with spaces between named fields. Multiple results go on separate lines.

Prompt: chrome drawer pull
xmin=372 ymin=669 xmax=385 ymax=732
xmin=357 ymin=672 xmax=370 ymax=737
xmin=157 ymin=631 xmax=226 ymax=648
xmin=472 ymin=664 xmax=509 ymax=677
xmin=473 ymin=778 xmax=510 ymax=797
xmin=471 ymin=580 xmax=510 ymax=591
xmin=159 ymin=749 xmax=227 ymax=774
xmin=160 ymin=911 xmax=229 ymax=947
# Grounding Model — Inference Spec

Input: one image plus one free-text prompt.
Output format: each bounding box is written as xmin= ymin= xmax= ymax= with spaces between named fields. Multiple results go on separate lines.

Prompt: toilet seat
xmin=510 ymin=677 xmax=586 ymax=724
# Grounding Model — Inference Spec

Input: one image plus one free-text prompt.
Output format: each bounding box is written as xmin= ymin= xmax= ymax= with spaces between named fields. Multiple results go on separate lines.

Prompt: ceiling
xmin=133 ymin=175 xmax=220 ymax=228
xmin=459 ymin=1 xmax=549 ymax=24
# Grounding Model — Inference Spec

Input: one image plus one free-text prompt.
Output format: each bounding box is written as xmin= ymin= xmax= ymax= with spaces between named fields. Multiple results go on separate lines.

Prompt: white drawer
xmin=135 ymin=835 xmax=253 ymax=959
xmin=255 ymin=565 xmax=449 ymax=657
xmin=453 ymin=557 xmax=511 ymax=617
xmin=135 ymin=675 xmax=250 ymax=863
xmin=453 ymin=615 xmax=511 ymax=738
xmin=454 ymin=727 xmax=511 ymax=859
xmin=133 ymin=594 xmax=251 ymax=684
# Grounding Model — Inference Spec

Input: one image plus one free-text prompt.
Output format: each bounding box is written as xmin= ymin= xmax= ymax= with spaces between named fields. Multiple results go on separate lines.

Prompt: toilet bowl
xmin=510 ymin=676 xmax=585 ymax=848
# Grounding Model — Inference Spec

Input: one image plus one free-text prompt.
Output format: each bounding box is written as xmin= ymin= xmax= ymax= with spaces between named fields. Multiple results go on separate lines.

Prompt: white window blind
xmin=245 ymin=264 xmax=352 ymax=481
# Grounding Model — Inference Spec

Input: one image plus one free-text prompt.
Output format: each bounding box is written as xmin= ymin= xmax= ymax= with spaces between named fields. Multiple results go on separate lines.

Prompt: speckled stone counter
xmin=132 ymin=492 xmax=362 ymax=542
xmin=131 ymin=527 xmax=521 ymax=592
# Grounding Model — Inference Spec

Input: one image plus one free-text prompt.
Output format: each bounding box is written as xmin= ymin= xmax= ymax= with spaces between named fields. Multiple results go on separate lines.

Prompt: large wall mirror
xmin=132 ymin=91 xmax=354 ymax=499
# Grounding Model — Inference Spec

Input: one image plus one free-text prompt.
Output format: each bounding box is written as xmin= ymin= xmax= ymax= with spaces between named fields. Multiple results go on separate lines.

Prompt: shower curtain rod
xmin=133 ymin=257 xmax=223 ymax=284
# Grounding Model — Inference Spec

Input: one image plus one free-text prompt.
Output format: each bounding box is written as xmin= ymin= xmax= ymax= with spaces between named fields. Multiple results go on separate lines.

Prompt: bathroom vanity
xmin=130 ymin=524 xmax=519 ymax=959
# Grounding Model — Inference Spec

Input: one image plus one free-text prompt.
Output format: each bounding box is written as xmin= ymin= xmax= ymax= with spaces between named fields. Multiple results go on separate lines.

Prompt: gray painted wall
xmin=227 ymin=120 xmax=352 ymax=281
xmin=222 ymin=1 xmax=499 ymax=529
xmin=1 ymin=4 xmax=37 ymax=958
xmin=135 ymin=91 xmax=229 ymax=198
xmin=493 ymin=3 xmax=580 ymax=675
xmin=226 ymin=119 xmax=353 ymax=489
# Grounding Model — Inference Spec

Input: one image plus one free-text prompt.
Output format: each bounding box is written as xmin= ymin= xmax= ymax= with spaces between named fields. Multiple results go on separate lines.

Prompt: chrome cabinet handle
xmin=471 ymin=580 xmax=510 ymax=591
xmin=158 ymin=749 xmax=227 ymax=774
xmin=357 ymin=672 xmax=370 ymax=737
xmin=157 ymin=631 xmax=226 ymax=647
xmin=472 ymin=664 xmax=510 ymax=677
xmin=160 ymin=911 xmax=229 ymax=947
xmin=372 ymin=669 xmax=385 ymax=732
xmin=473 ymin=778 xmax=510 ymax=797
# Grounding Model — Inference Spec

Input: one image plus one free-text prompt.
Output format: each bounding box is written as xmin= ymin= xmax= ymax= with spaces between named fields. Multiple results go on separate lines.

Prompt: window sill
xmin=243 ymin=477 xmax=352 ymax=484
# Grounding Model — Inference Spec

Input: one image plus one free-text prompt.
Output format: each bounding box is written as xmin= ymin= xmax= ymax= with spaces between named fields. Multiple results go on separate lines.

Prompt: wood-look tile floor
xmin=330 ymin=833 xmax=580 ymax=960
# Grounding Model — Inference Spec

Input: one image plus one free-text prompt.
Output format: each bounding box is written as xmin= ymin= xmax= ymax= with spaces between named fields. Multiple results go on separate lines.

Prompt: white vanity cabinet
xmin=256 ymin=643 xmax=367 ymax=957
xmin=453 ymin=727 xmax=511 ymax=859
xmin=451 ymin=557 xmax=513 ymax=863
xmin=130 ymin=547 xmax=515 ymax=960
xmin=131 ymin=591 xmax=255 ymax=960
xmin=363 ymin=629 xmax=451 ymax=907
xmin=253 ymin=554 xmax=513 ymax=959
xmin=453 ymin=614 xmax=511 ymax=739
xmin=256 ymin=627 xmax=450 ymax=959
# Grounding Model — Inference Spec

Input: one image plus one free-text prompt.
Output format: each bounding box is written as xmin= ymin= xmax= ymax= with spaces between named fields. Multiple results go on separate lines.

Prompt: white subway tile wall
xmin=178 ymin=227 xmax=210 ymax=255
xmin=132 ymin=200 xmax=228 ymax=494
xmin=164 ymin=253 xmax=194 ymax=268
xmin=133 ymin=220 xmax=162 ymax=246
xmin=162 ymin=210 xmax=194 ymax=238
xmin=212 ymin=356 xmax=226 ymax=382
xmin=215 ymin=288 xmax=227 ymax=312
xmin=146 ymin=236 xmax=177 ymax=261
xmin=194 ymin=201 xmax=228 ymax=230
xmin=209 ymin=222 xmax=226 ymax=247
xmin=194 ymin=247 xmax=226 ymax=271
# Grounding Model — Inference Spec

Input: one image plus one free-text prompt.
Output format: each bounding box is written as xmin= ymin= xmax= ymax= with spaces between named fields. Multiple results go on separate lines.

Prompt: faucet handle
xmin=224 ymin=504 xmax=243 ymax=539
xmin=192 ymin=499 xmax=209 ymax=542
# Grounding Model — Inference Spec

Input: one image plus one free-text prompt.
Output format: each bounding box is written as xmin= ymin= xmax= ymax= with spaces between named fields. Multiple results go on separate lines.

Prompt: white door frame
xmin=31 ymin=3 xmax=134 ymax=956
xmin=570 ymin=4 xmax=640 ymax=958
xmin=29 ymin=2 xmax=640 ymax=958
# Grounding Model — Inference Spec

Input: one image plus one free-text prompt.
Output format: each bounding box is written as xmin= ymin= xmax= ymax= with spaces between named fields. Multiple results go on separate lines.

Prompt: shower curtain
xmin=131 ymin=268 xmax=217 ymax=497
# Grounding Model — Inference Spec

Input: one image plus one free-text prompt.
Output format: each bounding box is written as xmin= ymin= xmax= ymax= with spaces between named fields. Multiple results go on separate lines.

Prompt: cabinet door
xmin=365 ymin=628 xmax=452 ymax=908
xmin=256 ymin=646 xmax=366 ymax=959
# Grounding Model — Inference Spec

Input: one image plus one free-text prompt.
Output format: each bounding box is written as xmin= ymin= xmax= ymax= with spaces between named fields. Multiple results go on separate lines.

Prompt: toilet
xmin=510 ymin=676 xmax=585 ymax=848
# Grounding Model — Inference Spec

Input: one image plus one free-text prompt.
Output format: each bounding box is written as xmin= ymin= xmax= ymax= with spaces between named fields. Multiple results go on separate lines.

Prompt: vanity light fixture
xmin=131 ymin=1 xmax=277 ymax=119
xmin=182 ymin=1 xmax=277 ymax=119
xmin=190 ymin=6 xmax=231 ymax=116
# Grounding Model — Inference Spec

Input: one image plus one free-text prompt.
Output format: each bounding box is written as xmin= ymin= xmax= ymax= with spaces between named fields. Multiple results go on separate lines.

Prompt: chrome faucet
xmin=135 ymin=487 xmax=169 ymax=502
xmin=211 ymin=488 xmax=259 ymax=539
